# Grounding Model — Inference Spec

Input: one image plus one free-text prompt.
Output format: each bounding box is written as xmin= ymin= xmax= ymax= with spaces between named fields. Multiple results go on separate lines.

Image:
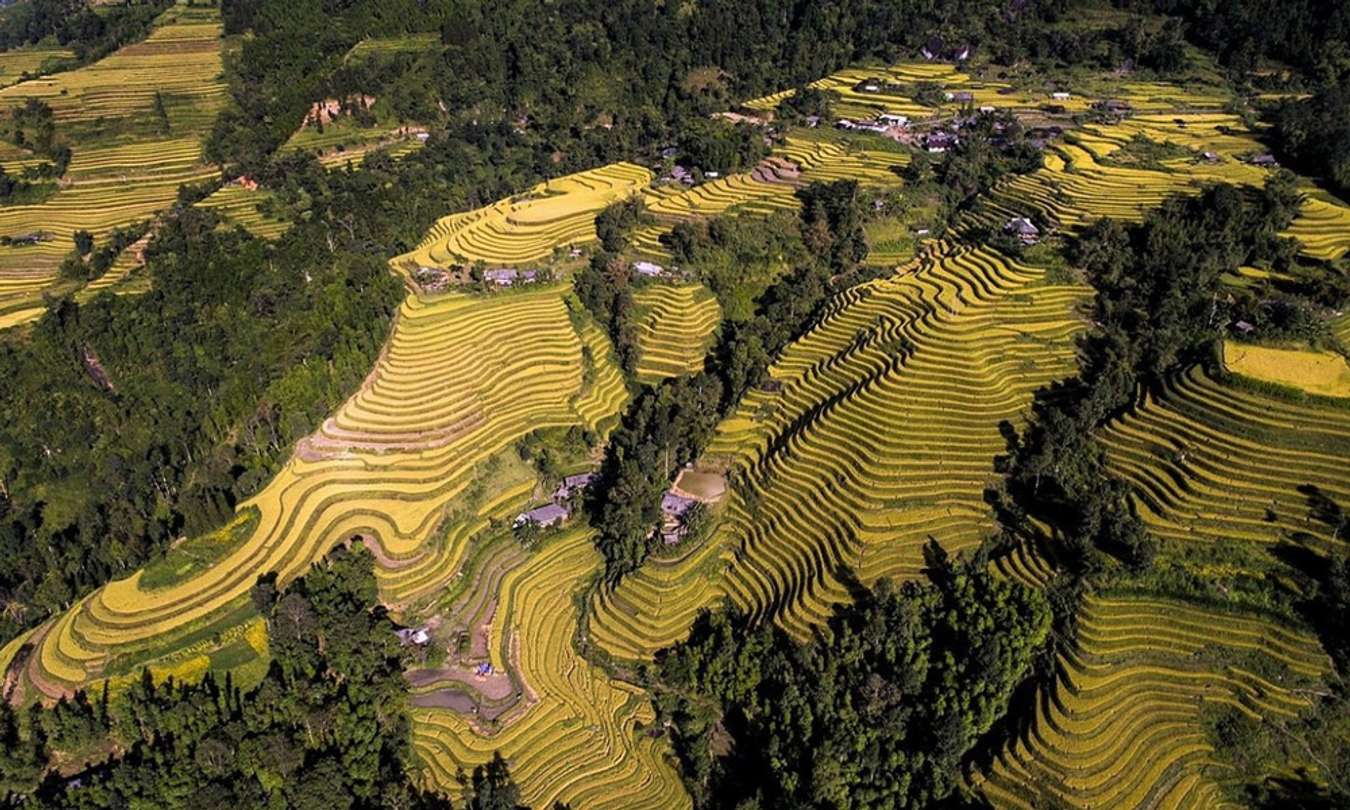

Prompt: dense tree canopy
xmin=655 ymin=548 xmax=1050 ymax=809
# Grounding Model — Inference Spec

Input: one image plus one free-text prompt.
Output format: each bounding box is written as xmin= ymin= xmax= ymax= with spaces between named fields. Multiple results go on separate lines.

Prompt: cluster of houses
xmin=512 ymin=472 xmax=596 ymax=531
xmin=835 ymin=111 xmax=909 ymax=135
xmin=482 ymin=267 xmax=540 ymax=287
xmin=302 ymin=94 xmax=376 ymax=128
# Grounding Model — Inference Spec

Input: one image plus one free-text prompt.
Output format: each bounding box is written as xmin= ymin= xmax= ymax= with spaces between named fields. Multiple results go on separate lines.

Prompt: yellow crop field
xmin=974 ymin=594 xmax=1330 ymax=809
xmin=0 ymin=44 xmax=75 ymax=89
xmin=590 ymin=241 xmax=1089 ymax=658
xmin=196 ymin=184 xmax=291 ymax=241
xmin=394 ymin=162 xmax=654 ymax=270
xmin=412 ymin=531 xmax=689 ymax=809
xmin=9 ymin=285 xmax=630 ymax=704
xmin=1101 ymin=365 xmax=1350 ymax=550
xmin=633 ymin=283 xmax=722 ymax=383
xmin=0 ymin=2 xmax=226 ymax=327
xmin=1222 ymin=341 xmax=1350 ymax=398
xmin=9 ymin=55 xmax=1350 ymax=806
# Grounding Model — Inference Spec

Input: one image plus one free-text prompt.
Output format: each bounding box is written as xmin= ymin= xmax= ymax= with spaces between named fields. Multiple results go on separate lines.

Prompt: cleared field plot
xmin=9 ymin=286 xmax=631 ymax=703
xmin=975 ymin=593 xmax=1330 ymax=809
xmin=282 ymin=115 xmax=428 ymax=169
xmin=0 ymin=2 xmax=225 ymax=326
xmin=1100 ymin=365 xmax=1350 ymax=552
xmin=412 ymin=530 xmax=688 ymax=809
xmin=1222 ymin=341 xmax=1350 ymax=399
xmin=590 ymin=241 xmax=1089 ymax=659
xmin=0 ymin=43 xmax=75 ymax=88
xmin=345 ymin=33 xmax=441 ymax=61
xmin=394 ymin=163 xmax=654 ymax=270
xmin=196 ymin=184 xmax=291 ymax=241
xmin=633 ymin=283 xmax=721 ymax=382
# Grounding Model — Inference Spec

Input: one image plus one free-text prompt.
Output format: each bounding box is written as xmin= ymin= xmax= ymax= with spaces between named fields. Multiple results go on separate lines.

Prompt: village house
xmin=1249 ymin=153 xmax=1279 ymax=167
xmin=659 ymin=492 xmax=699 ymax=544
xmin=514 ymin=503 xmax=569 ymax=529
xmin=1094 ymin=99 xmax=1133 ymax=115
xmin=925 ymin=131 xmax=957 ymax=153
xmin=1005 ymin=217 xmax=1041 ymax=245
xmin=633 ymin=261 xmax=665 ymax=278
xmin=396 ymin=627 xmax=431 ymax=646
xmin=921 ymin=37 xmax=971 ymax=62
xmin=1051 ymin=91 xmax=1071 ymax=101
xmin=835 ymin=118 xmax=856 ymax=130
xmin=553 ymin=472 xmax=596 ymax=502
xmin=483 ymin=268 xmax=538 ymax=286
xmin=944 ymin=91 xmax=975 ymax=103
xmin=877 ymin=112 xmax=908 ymax=127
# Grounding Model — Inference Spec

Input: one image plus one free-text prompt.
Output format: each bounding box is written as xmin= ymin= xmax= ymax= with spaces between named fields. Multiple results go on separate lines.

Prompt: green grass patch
xmin=140 ymin=509 xmax=260 ymax=591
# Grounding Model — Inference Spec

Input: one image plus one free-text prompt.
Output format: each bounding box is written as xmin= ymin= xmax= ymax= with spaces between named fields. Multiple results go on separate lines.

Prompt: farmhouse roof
xmin=396 ymin=627 xmax=431 ymax=645
xmin=661 ymin=492 xmax=698 ymax=518
xmin=553 ymin=472 xmax=596 ymax=500
xmin=633 ymin=261 xmax=665 ymax=277
xmin=514 ymin=503 xmax=569 ymax=528
xmin=925 ymin=131 xmax=956 ymax=149
xmin=483 ymin=268 xmax=537 ymax=286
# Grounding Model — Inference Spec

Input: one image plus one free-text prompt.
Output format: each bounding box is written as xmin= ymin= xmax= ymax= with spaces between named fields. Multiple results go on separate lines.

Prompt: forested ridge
xmin=0 ymin=0 xmax=171 ymax=63
xmin=0 ymin=0 xmax=1348 ymax=807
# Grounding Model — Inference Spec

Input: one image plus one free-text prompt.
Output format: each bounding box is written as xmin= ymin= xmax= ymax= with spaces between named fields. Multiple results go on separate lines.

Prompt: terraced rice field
xmin=631 ymin=171 xmax=800 ymax=259
xmin=0 ymin=2 xmax=226 ymax=326
xmin=395 ymin=162 xmax=654 ymax=270
xmin=976 ymin=594 xmax=1330 ymax=809
xmin=778 ymin=134 xmax=908 ymax=184
xmin=977 ymin=112 xmax=1350 ymax=259
xmin=344 ymin=33 xmax=440 ymax=61
xmin=6 ymin=286 xmax=630 ymax=705
xmin=1285 ymin=194 xmax=1350 ymax=261
xmin=975 ymin=118 xmax=1262 ymax=233
xmin=1222 ymin=341 xmax=1350 ymax=399
xmin=196 ymin=184 xmax=291 ymax=241
xmin=412 ymin=530 xmax=688 ymax=809
xmin=1100 ymin=365 xmax=1350 ymax=552
xmin=630 ymin=137 xmax=902 ymax=260
xmin=589 ymin=241 xmax=1089 ymax=657
xmin=633 ymin=283 xmax=722 ymax=382
xmin=0 ymin=43 xmax=75 ymax=88
xmin=283 ymin=116 xmax=427 ymax=169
